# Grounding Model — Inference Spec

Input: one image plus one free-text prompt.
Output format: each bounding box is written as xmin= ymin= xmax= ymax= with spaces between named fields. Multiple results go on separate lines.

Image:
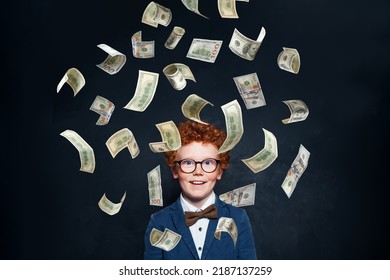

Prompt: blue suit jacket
xmin=144 ymin=197 xmax=257 ymax=259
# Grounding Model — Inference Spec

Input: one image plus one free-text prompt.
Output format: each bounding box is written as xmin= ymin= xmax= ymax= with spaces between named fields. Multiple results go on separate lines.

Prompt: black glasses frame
xmin=174 ymin=158 xmax=221 ymax=173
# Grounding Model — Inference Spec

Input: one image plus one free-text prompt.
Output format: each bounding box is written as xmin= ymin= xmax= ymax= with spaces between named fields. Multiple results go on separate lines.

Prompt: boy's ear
xmin=171 ymin=167 xmax=179 ymax=179
xmin=217 ymin=169 xmax=223 ymax=180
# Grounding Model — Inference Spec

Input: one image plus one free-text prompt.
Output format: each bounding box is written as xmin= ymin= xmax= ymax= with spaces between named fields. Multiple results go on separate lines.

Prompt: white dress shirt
xmin=180 ymin=192 xmax=216 ymax=259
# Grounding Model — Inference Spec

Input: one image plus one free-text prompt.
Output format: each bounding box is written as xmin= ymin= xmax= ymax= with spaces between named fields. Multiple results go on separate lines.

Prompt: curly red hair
xmin=164 ymin=120 xmax=230 ymax=170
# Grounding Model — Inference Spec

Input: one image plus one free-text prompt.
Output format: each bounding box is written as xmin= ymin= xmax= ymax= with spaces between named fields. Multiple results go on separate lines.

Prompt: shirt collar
xmin=180 ymin=192 xmax=216 ymax=213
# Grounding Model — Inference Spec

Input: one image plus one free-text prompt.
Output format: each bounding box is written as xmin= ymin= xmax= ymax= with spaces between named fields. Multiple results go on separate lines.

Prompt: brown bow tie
xmin=184 ymin=204 xmax=218 ymax=227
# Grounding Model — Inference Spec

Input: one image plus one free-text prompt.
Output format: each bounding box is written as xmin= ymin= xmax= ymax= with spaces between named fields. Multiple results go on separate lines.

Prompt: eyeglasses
xmin=174 ymin=158 xmax=220 ymax=173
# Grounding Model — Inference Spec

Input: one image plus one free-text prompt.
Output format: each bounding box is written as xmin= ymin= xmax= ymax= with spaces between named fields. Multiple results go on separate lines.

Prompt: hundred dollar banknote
xmin=60 ymin=129 xmax=95 ymax=173
xmin=89 ymin=95 xmax=115 ymax=126
xmin=105 ymin=128 xmax=140 ymax=159
xmin=218 ymin=100 xmax=244 ymax=154
xmin=218 ymin=0 xmax=239 ymax=18
xmin=229 ymin=27 xmax=266 ymax=61
xmin=186 ymin=38 xmax=223 ymax=63
xmin=147 ymin=165 xmax=163 ymax=206
xmin=241 ymin=128 xmax=278 ymax=173
xmin=57 ymin=67 xmax=85 ymax=96
xmin=142 ymin=1 xmax=172 ymax=27
xmin=181 ymin=0 xmax=209 ymax=19
xmin=98 ymin=192 xmax=126 ymax=216
xmin=150 ymin=228 xmax=181 ymax=251
xmin=149 ymin=120 xmax=181 ymax=153
xmin=165 ymin=26 xmax=185 ymax=50
xmin=277 ymin=47 xmax=301 ymax=74
xmin=282 ymin=99 xmax=309 ymax=124
xmin=233 ymin=72 xmax=266 ymax=109
xmin=219 ymin=182 xmax=256 ymax=207
xmin=96 ymin=44 xmax=126 ymax=75
xmin=131 ymin=31 xmax=155 ymax=58
xmin=123 ymin=70 xmax=159 ymax=112
xmin=181 ymin=93 xmax=213 ymax=125
xmin=281 ymin=144 xmax=310 ymax=198
xmin=163 ymin=63 xmax=196 ymax=90
xmin=214 ymin=217 xmax=238 ymax=247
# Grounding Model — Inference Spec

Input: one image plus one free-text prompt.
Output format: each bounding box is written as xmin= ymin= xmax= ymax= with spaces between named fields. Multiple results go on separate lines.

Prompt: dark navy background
xmin=2 ymin=0 xmax=389 ymax=259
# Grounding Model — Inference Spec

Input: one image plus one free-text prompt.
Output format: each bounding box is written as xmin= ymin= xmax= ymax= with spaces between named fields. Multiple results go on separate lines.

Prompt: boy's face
xmin=171 ymin=141 xmax=223 ymax=206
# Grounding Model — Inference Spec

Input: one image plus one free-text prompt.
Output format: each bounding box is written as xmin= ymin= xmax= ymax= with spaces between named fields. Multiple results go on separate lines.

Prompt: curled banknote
xmin=60 ymin=130 xmax=95 ymax=173
xmin=149 ymin=120 xmax=181 ymax=153
xmin=214 ymin=217 xmax=238 ymax=247
xmin=241 ymin=128 xmax=278 ymax=173
xmin=150 ymin=228 xmax=181 ymax=251
xmin=180 ymin=0 xmax=209 ymax=19
xmin=96 ymin=44 xmax=126 ymax=75
xmin=89 ymin=95 xmax=115 ymax=126
xmin=142 ymin=1 xmax=172 ymax=28
xmin=186 ymin=38 xmax=223 ymax=63
xmin=123 ymin=70 xmax=159 ymax=112
xmin=218 ymin=100 xmax=244 ymax=154
xmin=218 ymin=0 xmax=240 ymax=18
xmin=219 ymin=182 xmax=256 ymax=207
xmin=282 ymin=100 xmax=309 ymax=124
xmin=131 ymin=31 xmax=155 ymax=58
xmin=281 ymin=144 xmax=310 ymax=198
xmin=181 ymin=93 xmax=213 ymax=125
xmin=57 ymin=67 xmax=85 ymax=96
xmin=229 ymin=27 xmax=266 ymax=61
xmin=105 ymin=128 xmax=140 ymax=159
xmin=163 ymin=63 xmax=196 ymax=90
xmin=277 ymin=47 xmax=301 ymax=74
xmin=98 ymin=192 xmax=126 ymax=216
xmin=165 ymin=26 xmax=185 ymax=50
xmin=233 ymin=72 xmax=266 ymax=109
xmin=147 ymin=165 xmax=163 ymax=206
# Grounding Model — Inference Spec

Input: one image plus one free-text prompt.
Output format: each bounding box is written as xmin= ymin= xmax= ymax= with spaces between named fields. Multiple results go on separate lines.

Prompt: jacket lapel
xmin=170 ymin=198 xmax=199 ymax=259
xmin=201 ymin=198 xmax=227 ymax=259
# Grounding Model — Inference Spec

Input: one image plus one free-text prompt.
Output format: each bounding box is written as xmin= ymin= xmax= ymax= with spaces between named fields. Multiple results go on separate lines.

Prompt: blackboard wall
xmin=3 ymin=0 xmax=389 ymax=259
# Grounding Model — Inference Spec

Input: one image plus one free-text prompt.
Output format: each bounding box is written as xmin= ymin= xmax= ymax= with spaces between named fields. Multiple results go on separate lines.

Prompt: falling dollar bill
xmin=281 ymin=144 xmax=310 ymax=198
xmin=96 ymin=44 xmax=126 ymax=75
xmin=214 ymin=217 xmax=238 ymax=247
xmin=219 ymin=182 xmax=256 ymax=207
xmin=105 ymin=128 xmax=140 ymax=159
xmin=147 ymin=165 xmax=163 ymax=206
xmin=89 ymin=95 xmax=115 ymax=125
xmin=218 ymin=0 xmax=239 ymax=18
xmin=57 ymin=67 xmax=85 ymax=96
xmin=180 ymin=0 xmax=209 ymax=19
xmin=131 ymin=31 xmax=155 ymax=58
xmin=142 ymin=1 xmax=172 ymax=28
xmin=98 ymin=192 xmax=126 ymax=216
xmin=241 ymin=128 xmax=278 ymax=173
xmin=233 ymin=72 xmax=266 ymax=109
xmin=123 ymin=70 xmax=159 ymax=112
xmin=229 ymin=27 xmax=266 ymax=61
xmin=181 ymin=93 xmax=213 ymax=125
xmin=282 ymin=100 xmax=309 ymax=124
xmin=163 ymin=63 xmax=196 ymax=90
xmin=165 ymin=26 xmax=185 ymax=50
xmin=149 ymin=120 xmax=181 ymax=153
xmin=277 ymin=47 xmax=301 ymax=74
xmin=218 ymin=100 xmax=244 ymax=154
xmin=150 ymin=228 xmax=181 ymax=251
xmin=148 ymin=142 xmax=171 ymax=153
xmin=60 ymin=129 xmax=95 ymax=173
xmin=186 ymin=38 xmax=223 ymax=63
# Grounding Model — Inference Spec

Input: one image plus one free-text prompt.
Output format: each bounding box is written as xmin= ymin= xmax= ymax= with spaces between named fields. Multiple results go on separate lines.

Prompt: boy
xmin=144 ymin=120 xmax=257 ymax=259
